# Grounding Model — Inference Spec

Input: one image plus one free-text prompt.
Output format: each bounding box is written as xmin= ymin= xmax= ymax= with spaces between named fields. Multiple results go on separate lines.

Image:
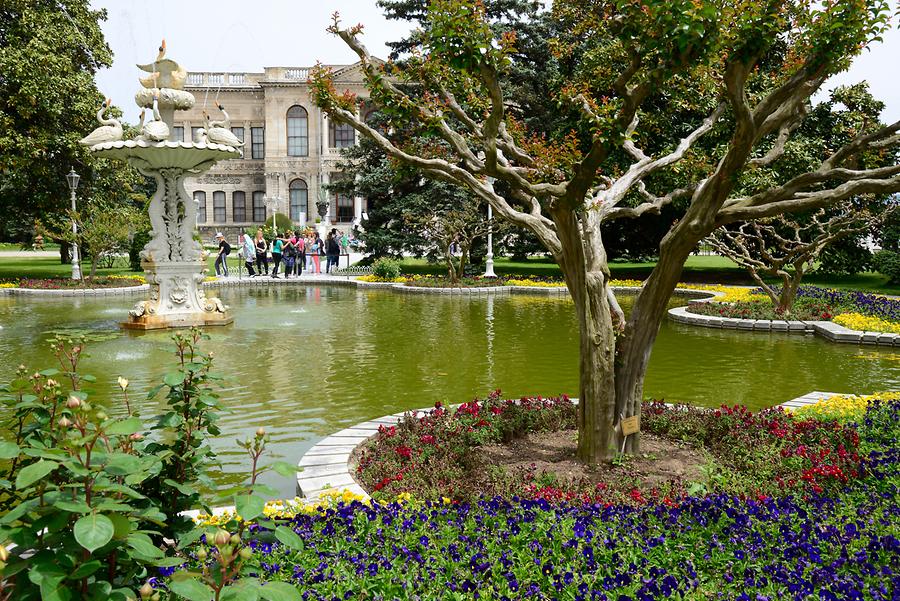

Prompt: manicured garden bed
xmin=687 ymin=285 xmax=900 ymax=333
xmin=156 ymin=394 xmax=900 ymax=600
xmin=0 ymin=275 xmax=145 ymax=289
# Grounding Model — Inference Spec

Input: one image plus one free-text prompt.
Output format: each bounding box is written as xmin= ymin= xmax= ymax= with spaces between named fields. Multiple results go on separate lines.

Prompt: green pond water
xmin=1 ymin=285 xmax=898 ymax=498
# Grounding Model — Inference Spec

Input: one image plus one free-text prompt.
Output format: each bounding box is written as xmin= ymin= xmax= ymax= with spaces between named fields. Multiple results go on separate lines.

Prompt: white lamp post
xmin=65 ymin=168 xmax=82 ymax=280
xmin=484 ymin=176 xmax=496 ymax=278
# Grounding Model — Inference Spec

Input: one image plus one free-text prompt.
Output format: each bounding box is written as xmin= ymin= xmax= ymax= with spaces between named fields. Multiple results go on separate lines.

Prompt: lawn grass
xmin=2 ymin=253 xmax=898 ymax=295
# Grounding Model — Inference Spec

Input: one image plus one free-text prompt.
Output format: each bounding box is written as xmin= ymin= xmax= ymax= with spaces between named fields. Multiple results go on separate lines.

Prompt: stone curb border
xmin=668 ymin=298 xmax=900 ymax=346
xmin=0 ymin=284 xmax=149 ymax=296
xmin=294 ymin=389 xmax=843 ymax=503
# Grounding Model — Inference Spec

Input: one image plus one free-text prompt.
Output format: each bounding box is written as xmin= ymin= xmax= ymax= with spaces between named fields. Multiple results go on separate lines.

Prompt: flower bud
xmin=196 ymin=547 xmax=208 ymax=561
xmin=117 ymin=376 xmax=129 ymax=391
xmin=256 ymin=427 xmax=266 ymax=438
xmin=95 ymin=411 xmax=108 ymax=421
xmin=239 ymin=547 xmax=252 ymax=560
xmin=139 ymin=582 xmax=153 ymax=599
xmin=66 ymin=395 xmax=81 ymax=409
xmin=213 ymin=530 xmax=230 ymax=546
xmin=0 ymin=545 xmax=8 ymax=562
xmin=46 ymin=379 xmax=58 ymax=388
xmin=130 ymin=433 xmax=144 ymax=441
xmin=151 ymin=594 xmax=160 ymax=601
xmin=230 ymin=534 xmax=240 ymax=545
xmin=58 ymin=416 xmax=71 ymax=429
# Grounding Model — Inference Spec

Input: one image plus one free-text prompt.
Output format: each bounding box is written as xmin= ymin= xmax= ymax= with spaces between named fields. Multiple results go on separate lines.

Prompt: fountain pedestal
xmin=90 ymin=140 xmax=240 ymax=330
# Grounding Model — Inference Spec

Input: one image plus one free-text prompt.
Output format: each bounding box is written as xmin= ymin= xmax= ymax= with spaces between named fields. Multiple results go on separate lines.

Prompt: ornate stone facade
xmin=181 ymin=64 xmax=370 ymax=241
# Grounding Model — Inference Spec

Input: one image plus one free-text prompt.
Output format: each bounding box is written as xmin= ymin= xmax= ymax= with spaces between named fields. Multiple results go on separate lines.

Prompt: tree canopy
xmin=0 ymin=0 xmax=142 ymax=243
xmin=313 ymin=0 xmax=900 ymax=462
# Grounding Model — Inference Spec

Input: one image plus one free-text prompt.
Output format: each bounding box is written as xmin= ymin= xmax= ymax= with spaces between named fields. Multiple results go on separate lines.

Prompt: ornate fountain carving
xmin=82 ymin=41 xmax=238 ymax=329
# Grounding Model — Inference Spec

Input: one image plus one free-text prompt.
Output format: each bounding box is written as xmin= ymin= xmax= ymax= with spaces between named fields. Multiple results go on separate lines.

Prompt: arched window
xmin=232 ymin=191 xmax=246 ymax=222
xmin=289 ymin=179 xmax=308 ymax=222
xmin=286 ymin=106 xmax=308 ymax=156
xmin=213 ymin=191 xmax=226 ymax=223
xmin=194 ymin=191 xmax=206 ymax=223
xmin=252 ymin=191 xmax=266 ymax=222
xmin=329 ymin=121 xmax=355 ymax=148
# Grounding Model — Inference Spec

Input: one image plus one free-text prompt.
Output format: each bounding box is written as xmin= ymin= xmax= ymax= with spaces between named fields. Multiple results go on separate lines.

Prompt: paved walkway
xmin=0 ymin=250 xmax=58 ymax=258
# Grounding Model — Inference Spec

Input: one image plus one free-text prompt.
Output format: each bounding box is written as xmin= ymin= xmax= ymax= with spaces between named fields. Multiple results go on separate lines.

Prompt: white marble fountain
xmin=81 ymin=41 xmax=241 ymax=329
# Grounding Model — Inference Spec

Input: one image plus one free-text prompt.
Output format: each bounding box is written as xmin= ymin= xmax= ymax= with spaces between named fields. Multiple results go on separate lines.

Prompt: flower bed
xmin=157 ymin=396 xmax=900 ymax=601
xmin=402 ymin=274 xmax=509 ymax=287
xmin=685 ymin=285 xmax=900 ymax=336
xmin=354 ymin=392 xmax=862 ymax=503
xmin=0 ymin=275 xmax=145 ymax=289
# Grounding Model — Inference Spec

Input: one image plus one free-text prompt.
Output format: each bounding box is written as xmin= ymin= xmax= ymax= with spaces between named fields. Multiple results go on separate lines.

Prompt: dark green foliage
xmin=816 ymin=237 xmax=873 ymax=276
xmin=129 ymin=230 xmax=151 ymax=271
xmin=372 ymin=258 xmax=402 ymax=280
xmin=0 ymin=1 xmax=143 ymax=243
xmin=873 ymin=250 xmax=900 ymax=284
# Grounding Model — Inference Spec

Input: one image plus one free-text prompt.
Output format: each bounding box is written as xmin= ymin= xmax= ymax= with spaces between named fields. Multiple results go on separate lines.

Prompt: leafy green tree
xmin=0 ymin=0 xmax=141 ymax=258
xmin=313 ymin=0 xmax=900 ymax=462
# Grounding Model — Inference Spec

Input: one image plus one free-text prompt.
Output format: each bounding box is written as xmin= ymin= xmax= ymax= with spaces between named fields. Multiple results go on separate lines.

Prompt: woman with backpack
xmin=282 ymin=232 xmax=296 ymax=277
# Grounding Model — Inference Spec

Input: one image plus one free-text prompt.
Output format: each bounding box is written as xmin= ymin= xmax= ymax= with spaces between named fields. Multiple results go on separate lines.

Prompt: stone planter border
xmin=295 ymin=389 xmax=846 ymax=502
xmin=669 ymin=295 xmax=900 ymax=346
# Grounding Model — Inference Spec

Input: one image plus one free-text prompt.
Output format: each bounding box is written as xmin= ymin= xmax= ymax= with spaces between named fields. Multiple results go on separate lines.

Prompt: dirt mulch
xmin=478 ymin=429 xmax=707 ymax=490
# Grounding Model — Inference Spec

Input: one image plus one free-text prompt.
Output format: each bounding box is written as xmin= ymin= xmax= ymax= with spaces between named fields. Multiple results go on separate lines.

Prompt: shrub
xmin=129 ymin=229 xmax=151 ymax=271
xmin=372 ymin=258 xmax=401 ymax=280
xmin=873 ymin=249 xmax=900 ymax=283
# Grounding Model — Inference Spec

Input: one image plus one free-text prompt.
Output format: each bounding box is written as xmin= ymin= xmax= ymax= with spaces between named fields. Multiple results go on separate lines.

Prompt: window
xmin=289 ymin=179 xmax=308 ymax=222
xmin=213 ymin=191 xmax=226 ymax=223
xmin=191 ymin=126 xmax=204 ymax=143
xmin=335 ymin=192 xmax=354 ymax=223
xmin=232 ymin=191 xmax=246 ymax=222
xmin=251 ymin=127 xmax=264 ymax=159
xmin=252 ymin=191 xmax=266 ymax=222
xmin=195 ymin=191 xmax=206 ymax=223
xmin=231 ymin=127 xmax=244 ymax=143
xmin=330 ymin=122 xmax=355 ymax=148
xmin=286 ymin=106 xmax=308 ymax=156
xmin=173 ymin=126 xmax=184 ymax=142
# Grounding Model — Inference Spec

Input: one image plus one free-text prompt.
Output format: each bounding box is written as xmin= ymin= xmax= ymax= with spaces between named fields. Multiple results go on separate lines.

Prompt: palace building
xmin=180 ymin=63 xmax=371 ymax=239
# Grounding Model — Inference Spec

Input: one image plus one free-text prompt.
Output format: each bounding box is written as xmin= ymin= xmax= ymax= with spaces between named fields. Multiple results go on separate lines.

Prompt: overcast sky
xmin=91 ymin=0 xmax=900 ymax=125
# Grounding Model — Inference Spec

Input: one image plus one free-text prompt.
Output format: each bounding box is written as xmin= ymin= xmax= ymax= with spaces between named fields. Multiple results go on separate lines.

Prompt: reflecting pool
xmin=1 ymin=285 xmax=897 ymax=498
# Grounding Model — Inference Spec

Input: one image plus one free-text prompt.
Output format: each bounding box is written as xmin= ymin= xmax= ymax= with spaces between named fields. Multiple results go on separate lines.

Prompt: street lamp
xmin=65 ymin=168 xmax=82 ymax=280
xmin=484 ymin=176 xmax=497 ymax=278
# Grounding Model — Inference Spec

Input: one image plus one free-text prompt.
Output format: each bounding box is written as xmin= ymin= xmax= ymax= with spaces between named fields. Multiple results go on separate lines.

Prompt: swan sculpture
xmin=137 ymin=39 xmax=187 ymax=90
xmin=204 ymin=104 xmax=243 ymax=147
xmin=79 ymin=99 xmax=124 ymax=147
xmin=138 ymin=93 xmax=170 ymax=142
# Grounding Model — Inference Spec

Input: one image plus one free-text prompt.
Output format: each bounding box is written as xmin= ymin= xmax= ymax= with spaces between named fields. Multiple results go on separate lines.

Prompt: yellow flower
xmin=793 ymin=391 xmax=900 ymax=423
xmin=833 ymin=313 xmax=900 ymax=335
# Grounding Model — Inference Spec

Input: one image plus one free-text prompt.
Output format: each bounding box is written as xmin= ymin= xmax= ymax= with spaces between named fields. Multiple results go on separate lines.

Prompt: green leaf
xmin=164 ymin=479 xmax=198 ymax=496
xmin=127 ymin=533 xmax=164 ymax=559
xmin=270 ymin=461 xmax=302 ymax=478
xmin=103 ymin=452 xmax=142 ymax=476
xmin=54 ymin=500 xmax=92 ymax=514
xmin=104 ymin=417 xmax=143 ymax=436
xmin=108 ymin=513 xmax=132 ymax=539
xmin=74 ymin=513 xmax=115 ymax=553
xmin=16 ymin=459 xmax=58 ymax=489
xmin=164 ymin=371 xmax=186 ymax=387
xmin=273 ymin=526 xmax=304 ymax=551
xmin=234 ymin=493 xmax=266 ymax=522
xmin=221 ymin=580 xmax=261 ymax=601
xmin=155 ymin=556 xmax=190 ymax=567
xmin=258 ymin=582 xmax=301 ymax=601
xmin=0 ymin=441 xmax=19 ymax=459
xmin=68 ymin=560 xmax=102 ymax=580
xmin=168 ymin=578 xmax=214 ymax=601
xmin=176 ymin=526 xmax=207 ymax=550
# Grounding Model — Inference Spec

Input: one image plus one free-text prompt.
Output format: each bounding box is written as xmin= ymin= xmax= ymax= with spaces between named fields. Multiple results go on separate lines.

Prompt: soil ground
xmin=478 ymin=429 xmax=707 ymax=490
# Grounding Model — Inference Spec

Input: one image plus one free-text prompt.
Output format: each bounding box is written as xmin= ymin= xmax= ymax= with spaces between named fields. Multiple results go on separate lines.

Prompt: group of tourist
xmin=214 ymin=228 xmax=354 ymax=278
